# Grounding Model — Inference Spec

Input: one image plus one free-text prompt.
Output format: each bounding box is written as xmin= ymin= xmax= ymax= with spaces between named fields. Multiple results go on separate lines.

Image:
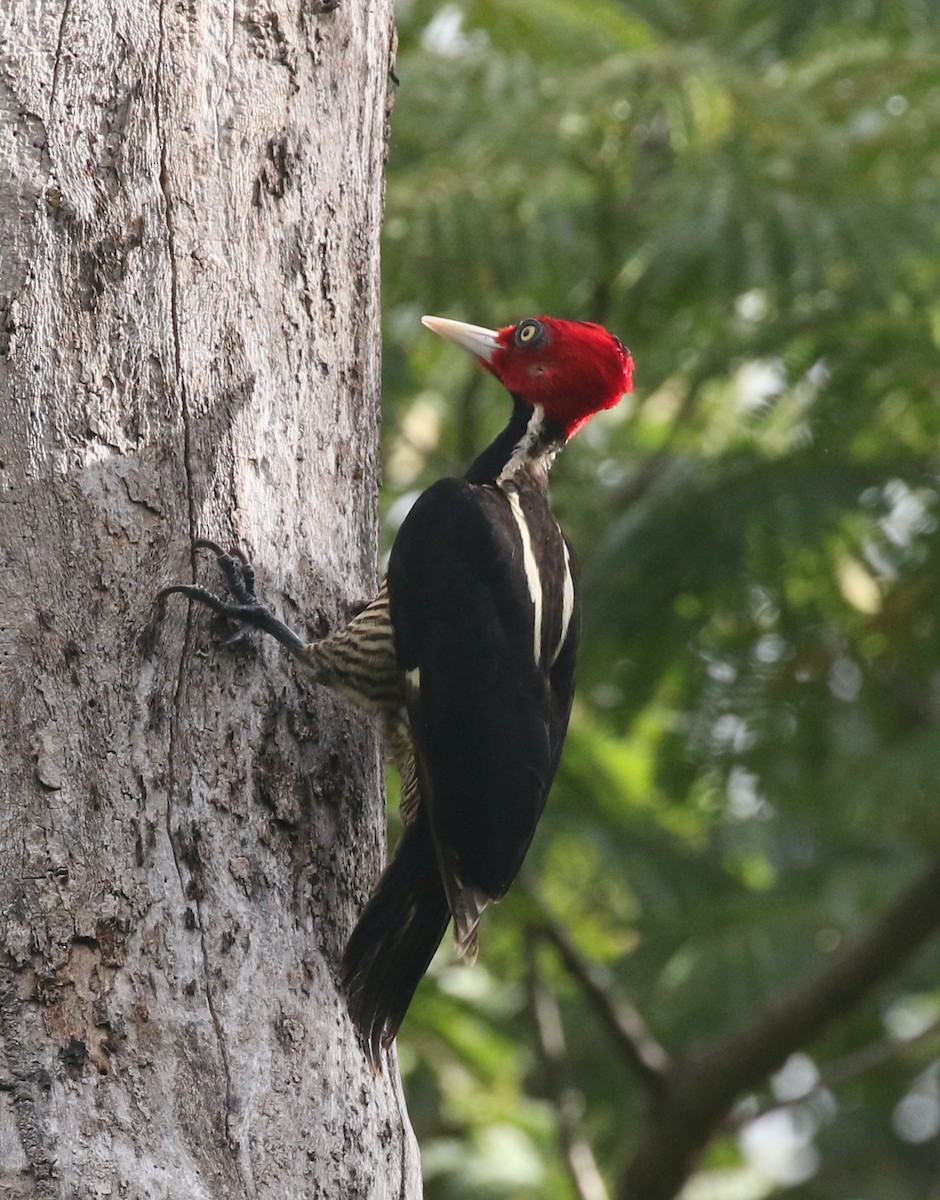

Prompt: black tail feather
xmin=340 ymin=811 xmax=450 ymax=1069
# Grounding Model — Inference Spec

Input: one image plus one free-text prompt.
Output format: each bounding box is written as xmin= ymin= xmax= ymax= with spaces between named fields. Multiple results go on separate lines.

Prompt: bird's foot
xmin=158 ymin=539 xmax=307 ymax=658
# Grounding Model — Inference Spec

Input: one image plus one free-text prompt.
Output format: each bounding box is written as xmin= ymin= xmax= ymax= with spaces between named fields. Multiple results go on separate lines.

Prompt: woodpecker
xmin=160 ymin=314 xmax=634 ymax=1068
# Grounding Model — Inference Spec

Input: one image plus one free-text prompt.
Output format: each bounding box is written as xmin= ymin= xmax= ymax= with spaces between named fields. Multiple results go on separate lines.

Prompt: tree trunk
xmin=0 ymin=2 xmax=416 ymax=1196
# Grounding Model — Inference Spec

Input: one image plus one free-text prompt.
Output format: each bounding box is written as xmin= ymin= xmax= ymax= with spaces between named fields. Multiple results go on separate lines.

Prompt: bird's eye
xmin=514 ymin=319 xmax=544 ymax=348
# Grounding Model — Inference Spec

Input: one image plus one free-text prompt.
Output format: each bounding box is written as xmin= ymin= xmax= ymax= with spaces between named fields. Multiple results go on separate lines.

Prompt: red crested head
xmin=422 ymin=315 xmax=634 ymax=440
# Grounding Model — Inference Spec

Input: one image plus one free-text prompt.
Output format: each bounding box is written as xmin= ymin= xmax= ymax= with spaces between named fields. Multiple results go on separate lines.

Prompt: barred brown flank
xmin=303 ymin=586 xmax=402 ymax=706
xmin=160 ymin=314 xmax=633 ymax=1065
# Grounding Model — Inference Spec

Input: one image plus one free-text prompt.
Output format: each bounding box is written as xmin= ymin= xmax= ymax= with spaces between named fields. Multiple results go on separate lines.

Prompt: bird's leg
xmin=158 ymin=539 xmax=307 ymax=660
xmin=161 ymin=544 xmax=402 ymax=720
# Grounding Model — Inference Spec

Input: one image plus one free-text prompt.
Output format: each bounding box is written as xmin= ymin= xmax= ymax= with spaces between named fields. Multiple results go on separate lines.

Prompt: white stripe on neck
xmin=497 ymin=405 xmax=560 ymax=483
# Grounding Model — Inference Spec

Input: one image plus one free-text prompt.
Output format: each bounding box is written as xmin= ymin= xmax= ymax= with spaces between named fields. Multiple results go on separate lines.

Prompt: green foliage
xmin=382 ymin=2 xmax=940 ymax=1195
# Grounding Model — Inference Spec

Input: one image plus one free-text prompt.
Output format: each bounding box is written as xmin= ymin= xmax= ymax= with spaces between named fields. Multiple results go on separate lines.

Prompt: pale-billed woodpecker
xmin=160 ymin=314 xmax=634 ymax=1067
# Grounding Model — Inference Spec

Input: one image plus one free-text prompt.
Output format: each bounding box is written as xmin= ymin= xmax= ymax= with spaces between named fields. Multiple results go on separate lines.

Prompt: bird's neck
xmin=464 ymin=398 xmax=566 ymax=488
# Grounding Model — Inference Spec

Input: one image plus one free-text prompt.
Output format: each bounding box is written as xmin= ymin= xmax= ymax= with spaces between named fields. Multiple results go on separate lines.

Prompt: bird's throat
xmin=464 ymin=399 xmax=565 ymax=487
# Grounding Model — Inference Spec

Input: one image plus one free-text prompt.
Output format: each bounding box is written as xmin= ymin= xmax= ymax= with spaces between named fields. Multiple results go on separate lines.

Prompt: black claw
xmin=156 ymin=583 xmax=243 ymax=619
xmin=239 ymin=557 xmax=256 ymax=592
xmin=217 ymin=557 xmax=253 ymax=605
xmin=189 ymin=539 xmax=258 ymax=606
xmin=194 ymin=538 xmax=228 ymax=558
xmin=217 ymin=626 xmax=255 ymax=649
xmin=158 ymin=542 xmax=307 ymax=660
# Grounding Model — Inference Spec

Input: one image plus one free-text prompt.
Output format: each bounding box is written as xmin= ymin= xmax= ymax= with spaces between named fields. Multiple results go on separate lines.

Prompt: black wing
xmin=388 ymin=477 xmax=579 ymax=912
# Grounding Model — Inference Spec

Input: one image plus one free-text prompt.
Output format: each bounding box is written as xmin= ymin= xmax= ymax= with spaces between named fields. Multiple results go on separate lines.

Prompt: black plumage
xmin=339 ymin=441 xmax=580 ymax=1062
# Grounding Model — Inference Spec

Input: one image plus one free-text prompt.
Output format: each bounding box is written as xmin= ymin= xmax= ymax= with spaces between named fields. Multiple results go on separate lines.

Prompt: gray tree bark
xmin=0 ymin=1 xmax=417 ymax=1196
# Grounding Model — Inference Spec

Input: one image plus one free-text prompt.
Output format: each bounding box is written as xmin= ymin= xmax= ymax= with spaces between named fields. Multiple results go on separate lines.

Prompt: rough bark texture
xmin=0 ymin=1 xmax=416 ymax=1196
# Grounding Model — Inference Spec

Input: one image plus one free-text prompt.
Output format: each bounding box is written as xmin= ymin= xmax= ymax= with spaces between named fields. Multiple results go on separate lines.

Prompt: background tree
xmin=381 ymin=2 xmax=940 ymax=1198
xmin=0 ymin=2 xmax=414 ymax=1197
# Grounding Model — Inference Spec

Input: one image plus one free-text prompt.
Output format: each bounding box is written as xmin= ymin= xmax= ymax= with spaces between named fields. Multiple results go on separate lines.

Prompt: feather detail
xmin=453 ymin=886 xmax=489 ymax=965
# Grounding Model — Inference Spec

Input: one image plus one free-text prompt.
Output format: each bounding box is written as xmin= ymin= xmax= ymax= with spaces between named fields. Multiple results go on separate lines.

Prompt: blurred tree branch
xmin=619 ymin=852 xmax=940 ymax=1200
xmin=535 ymin=914 xmax=670 ymax=1097
xmin=743 ymin=1017 xmax=940 ymax=1124
xmin=527 ymin=935 xmax=611 ymax=1200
